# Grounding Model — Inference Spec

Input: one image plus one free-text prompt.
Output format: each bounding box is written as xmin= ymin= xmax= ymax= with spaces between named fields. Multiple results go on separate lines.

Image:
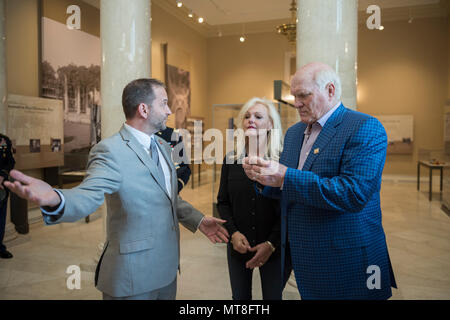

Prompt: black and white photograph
xmin=41 ymin=15 xmax=101 ymax=161
xmin=51 ymin=138 xmax=61 ymax=152
xmin=29 ymin=139 xmax=41 ymax=153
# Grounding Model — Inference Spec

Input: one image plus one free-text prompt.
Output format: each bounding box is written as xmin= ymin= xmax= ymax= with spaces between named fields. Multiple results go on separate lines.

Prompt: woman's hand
xmin=245 ymin=242 xmax=274 ymax=269
xmin=231 ymin=231 xmax=251 ymax=254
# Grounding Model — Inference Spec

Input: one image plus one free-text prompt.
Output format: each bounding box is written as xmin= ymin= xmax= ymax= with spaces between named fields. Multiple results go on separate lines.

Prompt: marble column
xmin=285 ymin=0 xmax=358 ymax=292
xmin=100 ymin=0 xmax=152 ymax=139
xmin=95 ymin=0 xmax=152 ymax=258
xmin=0 ymin=0 xmax=18 ymax=244
xmin=297 ymin=0 xmax=358 ymax=109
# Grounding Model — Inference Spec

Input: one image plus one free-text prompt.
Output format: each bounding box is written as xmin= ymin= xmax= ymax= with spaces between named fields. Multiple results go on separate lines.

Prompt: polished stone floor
xmin=0 ymin=170 xmax=449 ymax=300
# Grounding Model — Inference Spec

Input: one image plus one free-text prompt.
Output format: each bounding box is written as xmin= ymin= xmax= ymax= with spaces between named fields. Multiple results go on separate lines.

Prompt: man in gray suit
xmin=4 ymin=78 xmax=229 ymax=300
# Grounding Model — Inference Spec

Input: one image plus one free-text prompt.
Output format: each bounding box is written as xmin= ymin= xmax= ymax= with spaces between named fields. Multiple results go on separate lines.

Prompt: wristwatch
xmin=266 ymin=241 xmax=276 ymax=252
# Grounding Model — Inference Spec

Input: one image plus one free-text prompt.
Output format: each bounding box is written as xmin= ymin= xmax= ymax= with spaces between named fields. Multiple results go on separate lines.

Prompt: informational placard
xmin=7 ymin=94 xmax=64 ymax=170
xmin=375 ymin=115 xmax=413 ymax=154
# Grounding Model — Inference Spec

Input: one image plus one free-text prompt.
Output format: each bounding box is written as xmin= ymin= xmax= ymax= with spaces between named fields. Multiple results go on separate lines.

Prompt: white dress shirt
xmin=123 ymin=123 xmax=172 ymax=196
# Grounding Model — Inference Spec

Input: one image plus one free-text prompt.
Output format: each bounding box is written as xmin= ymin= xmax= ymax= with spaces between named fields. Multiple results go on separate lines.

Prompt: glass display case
xmin=211 ymin=82 xmax=300 ymax=217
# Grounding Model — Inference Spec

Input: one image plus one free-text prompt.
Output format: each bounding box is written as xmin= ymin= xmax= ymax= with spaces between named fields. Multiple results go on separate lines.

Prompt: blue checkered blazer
xmin=263 ymin=104 xmax=397 ymax=300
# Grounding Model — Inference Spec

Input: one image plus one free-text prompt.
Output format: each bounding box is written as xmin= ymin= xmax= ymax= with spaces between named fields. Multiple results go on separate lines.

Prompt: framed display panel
xmin=375 ymin=115 xmax=414 ymax=155
xmin=7 ymin=94 xmax=64 ymax=170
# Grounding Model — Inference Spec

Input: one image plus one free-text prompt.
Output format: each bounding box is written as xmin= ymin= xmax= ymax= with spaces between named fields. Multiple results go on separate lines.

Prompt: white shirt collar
xmin=124 ymin=123 xmax=153 ymax=149
xmin=317 ymin=101 xmax=341 ymax=128
xmin=303 ymin=101 xmax=341 ymax=134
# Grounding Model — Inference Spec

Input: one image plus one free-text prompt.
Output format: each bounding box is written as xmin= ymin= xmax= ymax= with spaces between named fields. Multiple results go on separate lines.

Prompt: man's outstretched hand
xmin=198 ymin=217 xmax=229 ymax=244
xmin=3 ymin=170 xmax=61 ymax=207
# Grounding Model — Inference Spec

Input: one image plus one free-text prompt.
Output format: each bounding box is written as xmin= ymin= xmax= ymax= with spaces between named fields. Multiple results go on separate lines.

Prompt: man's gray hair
xmin=313 ymin=69 xmax=342 ymax=102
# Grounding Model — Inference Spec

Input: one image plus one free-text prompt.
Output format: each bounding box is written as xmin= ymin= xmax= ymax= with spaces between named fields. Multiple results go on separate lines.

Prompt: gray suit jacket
xmin=43 ymin=125 xmax=204 ymax=297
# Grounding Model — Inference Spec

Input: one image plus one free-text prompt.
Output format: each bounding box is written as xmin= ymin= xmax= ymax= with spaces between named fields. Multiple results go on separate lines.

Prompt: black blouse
xmin=216 ymin=157 xmax=281 ymax=260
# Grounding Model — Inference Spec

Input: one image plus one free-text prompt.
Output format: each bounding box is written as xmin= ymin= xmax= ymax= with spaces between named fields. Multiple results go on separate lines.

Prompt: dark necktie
xmin=150 ymin=138 xmax=166 ymax=190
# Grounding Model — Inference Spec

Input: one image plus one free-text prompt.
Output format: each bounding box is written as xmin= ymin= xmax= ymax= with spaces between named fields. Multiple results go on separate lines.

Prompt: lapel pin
xmin=314 ymin=148 xmax=320 ymax=154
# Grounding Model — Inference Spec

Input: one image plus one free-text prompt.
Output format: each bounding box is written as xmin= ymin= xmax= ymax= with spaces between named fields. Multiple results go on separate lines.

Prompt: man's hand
xmin=199 ymin=216 xmax=230 ymax=244
xmin=231 ymin=231 xmax=251 ymax=254
xmin=245 ymin=242 xmax=274 ymax=269
xmin=3 ymin=170 xmax=61 ymax=207
xmin=242 ymin=156 xmax=287 ymax=187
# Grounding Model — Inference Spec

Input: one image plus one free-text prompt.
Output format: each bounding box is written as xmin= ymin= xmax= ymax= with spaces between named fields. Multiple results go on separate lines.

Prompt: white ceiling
xmin=181 ymin=0 xmax=294 ymax=25
xmin=181 ymin=0 xmax=440 ymax=25
xmin=82 ymin=0 xmax=442 ymax=26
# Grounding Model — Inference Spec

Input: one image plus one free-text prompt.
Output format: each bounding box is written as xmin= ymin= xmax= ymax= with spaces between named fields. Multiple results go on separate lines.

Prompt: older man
xmin=243 ymin=62 xmax=397 ymax=300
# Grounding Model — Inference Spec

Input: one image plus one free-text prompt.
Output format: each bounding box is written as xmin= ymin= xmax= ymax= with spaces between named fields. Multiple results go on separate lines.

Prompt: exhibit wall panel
xmin=358 ymin=17 xmax=448 ymax=176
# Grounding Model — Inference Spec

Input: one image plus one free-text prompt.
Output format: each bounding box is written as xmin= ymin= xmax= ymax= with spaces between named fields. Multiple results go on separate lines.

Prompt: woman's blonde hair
xmin=233 ymin=97 xmax=283 ymax=162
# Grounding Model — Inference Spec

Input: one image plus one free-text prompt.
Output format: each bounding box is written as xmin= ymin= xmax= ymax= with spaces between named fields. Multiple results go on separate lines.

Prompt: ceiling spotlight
xmin=378 ymin=26 xmax=384 ymax=30
xmin=198 ymin=17 xmax=204 ymax=23
xmin=176 ymin=1 xmax=182 ymax=8
xmin=239 ymin=36 xmax=246 ymax=42
xmin=408 ymin=17 xmax=414 ymax=24
xmin=188 ymin=11 xmax=193 ymax=18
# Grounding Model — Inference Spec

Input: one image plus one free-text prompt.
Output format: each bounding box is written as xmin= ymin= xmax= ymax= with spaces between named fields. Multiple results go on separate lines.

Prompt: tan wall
xmin=151 ymin=4 xmax=209 ymax=129
xmin=6 ymin=0 xmax=39 ymax=96
xmin=358 ymin=17 xmax=448 ymax=175
xmin=207 ymin=32 xmax=291 ymax=111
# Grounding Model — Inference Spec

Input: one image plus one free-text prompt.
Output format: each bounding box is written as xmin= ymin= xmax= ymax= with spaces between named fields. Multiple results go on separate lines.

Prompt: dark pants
xmin=0 ymin=196 xmax=8 ymax=252
xmin=227 ymin=244 xmax=282 ymax=300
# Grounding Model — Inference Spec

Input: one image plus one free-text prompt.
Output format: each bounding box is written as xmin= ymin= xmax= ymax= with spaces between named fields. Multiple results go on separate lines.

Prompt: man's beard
xmin=156 ymin=118 xmax=167 ymax=131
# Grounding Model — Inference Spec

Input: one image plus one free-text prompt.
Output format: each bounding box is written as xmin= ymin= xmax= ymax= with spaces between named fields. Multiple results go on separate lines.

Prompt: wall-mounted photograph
xmin=41 ymin=13 xmax=101 ymax=169
xmin=29 ymin=139 xmax=41 ymax=153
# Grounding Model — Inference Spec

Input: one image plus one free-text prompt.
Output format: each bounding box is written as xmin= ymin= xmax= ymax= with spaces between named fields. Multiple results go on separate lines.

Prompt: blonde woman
xmin=217 ymin=97 xmax=284 ymax=300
